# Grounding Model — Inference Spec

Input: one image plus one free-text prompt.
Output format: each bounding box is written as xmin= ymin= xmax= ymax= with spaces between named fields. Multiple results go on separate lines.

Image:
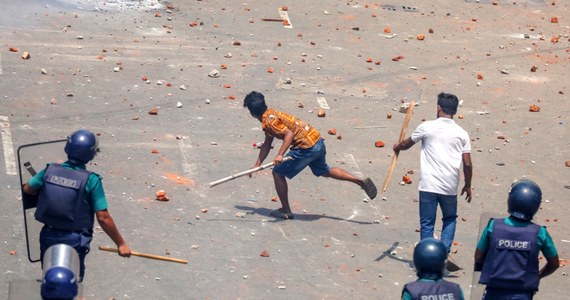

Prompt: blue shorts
xmin=273 ymin=139 xmax=330 ymax=179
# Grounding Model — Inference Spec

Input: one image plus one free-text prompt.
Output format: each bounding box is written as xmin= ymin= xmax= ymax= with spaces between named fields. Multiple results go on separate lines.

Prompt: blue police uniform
xmin=403 ymin=279 xmax=463 ymax=300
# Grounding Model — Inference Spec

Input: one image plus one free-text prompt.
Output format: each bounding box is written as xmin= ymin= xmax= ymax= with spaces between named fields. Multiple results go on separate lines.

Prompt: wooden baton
xmin=209 ymin=156 xmax=293 ymax=188
xmin=382 ymin=101 xmax=415 ymax=193
xmin=99 ymin=246 xmax=188 ymax=264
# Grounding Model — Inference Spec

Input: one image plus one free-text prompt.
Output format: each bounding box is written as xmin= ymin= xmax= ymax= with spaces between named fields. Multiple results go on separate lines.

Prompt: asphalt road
xmin=1 ymin=0 xmax=568 ymax=299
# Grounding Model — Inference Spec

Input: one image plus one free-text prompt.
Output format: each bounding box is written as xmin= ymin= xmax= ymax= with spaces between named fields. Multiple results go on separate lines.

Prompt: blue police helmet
xmin=41 ymin=266 xmax=78 ymax=300
xmin=508 ymin=179 xmax=542 ymax=221
xmin=64 ymin=129 xmax=99 ymax=163
xmin=413 ymin=238 xmax=447 ymax=279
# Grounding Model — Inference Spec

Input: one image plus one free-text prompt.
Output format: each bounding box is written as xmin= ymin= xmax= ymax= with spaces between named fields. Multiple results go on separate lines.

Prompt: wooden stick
xmin=382 ymin=101 xmax=415 ymax=193
xmin=261 ymin=18 xmax=284 ymax=22
xmin=98 ymin=246 xmax=188 ymax=264
xmin=209 ymin=156 xmax=292 ymax=187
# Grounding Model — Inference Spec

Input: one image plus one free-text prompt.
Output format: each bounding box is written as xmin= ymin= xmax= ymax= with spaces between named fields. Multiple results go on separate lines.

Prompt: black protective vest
xmin=34 ymin=164 xmax=94 ymax=231
xmin=479 ymin=218 xmax=541 ymax=291
xmin=404 ymin=279 xmax=462 ymax=300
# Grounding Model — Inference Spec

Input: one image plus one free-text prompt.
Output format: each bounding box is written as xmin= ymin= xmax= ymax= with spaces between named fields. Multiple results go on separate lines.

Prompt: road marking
xmin=317 ymin=97 xmax=330 ymax=109
xmin=343 ymin=153 xmax=363 ymax=178
xmin=0 ymin=52 xmax=3 ymax=74
xmin=177 ymin=136 xmax=195 ymax=178
xmin=278 ymin=8 xmax=293 ymax=29
xmin=1 ymin=116 xmax=17 ymax=175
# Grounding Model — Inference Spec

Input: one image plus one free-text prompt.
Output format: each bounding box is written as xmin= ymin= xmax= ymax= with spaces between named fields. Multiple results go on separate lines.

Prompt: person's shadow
xmin=375 ymin=242 xmax=460 ymax=278
xmin=229 ymin=205 xmax=375 ymax=224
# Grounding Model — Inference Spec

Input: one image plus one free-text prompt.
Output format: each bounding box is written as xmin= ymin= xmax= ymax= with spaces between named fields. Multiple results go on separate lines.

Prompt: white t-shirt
xmin=411 ymin=118 xmax=471 ymax=195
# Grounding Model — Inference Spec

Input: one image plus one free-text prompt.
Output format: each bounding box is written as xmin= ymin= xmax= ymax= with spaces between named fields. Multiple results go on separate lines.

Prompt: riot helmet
xmin=64 ymin=129 xmax=99 ymax=163
xmin=508 ymin=179 xmax=542 ymax=221
xmin=41 ymin=266 xmax=78 ymax=300
xmin=413 ymin=238 xmax=447 ymax=280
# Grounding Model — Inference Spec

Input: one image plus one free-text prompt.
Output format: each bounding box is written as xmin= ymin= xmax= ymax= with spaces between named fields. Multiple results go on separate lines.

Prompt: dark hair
xmin=243 ymin=91 xmax=268 ymax=117
xmin=437 ymin=92 xmax=459 ymax=115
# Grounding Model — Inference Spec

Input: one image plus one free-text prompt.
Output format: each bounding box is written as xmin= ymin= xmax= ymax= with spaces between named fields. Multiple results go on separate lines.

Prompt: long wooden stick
xmin=382 ymin=101 xmax=415 ymax=193
xmin=209 ymin=156 xmax=292 ymax=187
xmin=99 ymin=246 xmax=188 ymax=264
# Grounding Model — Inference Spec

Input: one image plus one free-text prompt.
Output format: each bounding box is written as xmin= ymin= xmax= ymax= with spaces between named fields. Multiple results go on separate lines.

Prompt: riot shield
xmin=17 ymin=139 xmax=67 ymax=263
xmin=470 ymin=211 xmax=501 ymax=300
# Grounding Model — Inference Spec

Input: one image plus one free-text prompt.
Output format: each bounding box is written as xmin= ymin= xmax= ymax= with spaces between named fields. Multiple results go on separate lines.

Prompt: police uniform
xmin=30 ymin=161 xmax=108 ymax=280
xmin=477 ymin=217 xmax=558 ymax=299
xmin=402 ymin=279 xmax=464 ymax=300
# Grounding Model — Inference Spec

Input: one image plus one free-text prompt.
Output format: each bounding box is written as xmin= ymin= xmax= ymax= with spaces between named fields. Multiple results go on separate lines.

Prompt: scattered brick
xmin=328 ymin=128 xmax=337 ymax=135
xmin=403 ymin=175 xmax=412 ymax=184
xmin=149 ymin=107 xmax=159 ymax=115
xmin=529 ymin=105 xmax=540 ymax=112
xmin=317 ymin=109 xmax=326 ymax=117
xmin=260 ymin=250 xmax=270 ymax=257
xmin=156 ymin=190 xmax=169 ymax=201
xmin=375 ymin=140 xmax=385 ymax=148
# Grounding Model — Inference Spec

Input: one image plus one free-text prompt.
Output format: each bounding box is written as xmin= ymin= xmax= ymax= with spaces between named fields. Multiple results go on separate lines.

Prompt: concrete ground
xmin=0 ymin=0 xmax=568 ymax=299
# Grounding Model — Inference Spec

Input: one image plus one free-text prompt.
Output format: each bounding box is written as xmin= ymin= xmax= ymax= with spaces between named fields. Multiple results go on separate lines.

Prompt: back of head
xmin=243 ymin=91 xmax=267 ymax=118
xmin=64 ymin=129 xmax=99 ymax=164
xmin=413 ymin=238 xmax=447 ymax=280
xmin=508 ymin=179 xmax=542 ymax=221
xmin=437 ymin=92 xmax=459 ymax=115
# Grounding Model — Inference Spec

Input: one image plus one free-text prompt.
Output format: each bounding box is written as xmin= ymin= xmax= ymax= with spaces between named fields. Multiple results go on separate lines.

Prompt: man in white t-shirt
xmin=393 ymin=92 xmax=473 ymax=269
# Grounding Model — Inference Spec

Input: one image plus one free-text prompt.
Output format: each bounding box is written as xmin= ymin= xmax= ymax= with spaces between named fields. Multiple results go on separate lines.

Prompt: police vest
xmin=34 ymin=164 xmax=95 ymax=231
xmin=479 ymin=218 xmax=540 ymax=291
xmin=404 ymin=279 xmax=462 ymax=300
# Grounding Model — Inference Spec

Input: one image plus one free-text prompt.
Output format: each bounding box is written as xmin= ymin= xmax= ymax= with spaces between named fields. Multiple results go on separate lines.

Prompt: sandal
xmin=270 ymin=208 xmax=295 ymax=220
xmin=362 ymin=178 xmax=378 ymax=199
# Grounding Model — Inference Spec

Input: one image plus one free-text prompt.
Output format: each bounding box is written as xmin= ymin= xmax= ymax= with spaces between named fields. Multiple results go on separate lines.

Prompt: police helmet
xmin=508 ymin=179 xmax=542 ymax=221
xmin=41 ymin=266 xmax=78 ymax=300
xmin=64 ymin=129 xmax=99 ymax=163
xmin=413 ymin=238 xmax=447 ymax=279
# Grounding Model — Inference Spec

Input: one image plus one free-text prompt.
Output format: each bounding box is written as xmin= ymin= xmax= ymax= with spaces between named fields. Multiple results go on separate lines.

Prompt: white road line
xmin=0 ymin=52 xmax=3 ymax=74
xmin=343 ymin=153 xmax=363 ymax=178
xmin=177 ymin=136 xmax=195 ymax=178
xmin=1 ymin=116 xmax=17 ymax=175
xmin=317 ymin=97 xmax=330 ymax=109
xmin=278 ymin=9 xmax=293 ymax=29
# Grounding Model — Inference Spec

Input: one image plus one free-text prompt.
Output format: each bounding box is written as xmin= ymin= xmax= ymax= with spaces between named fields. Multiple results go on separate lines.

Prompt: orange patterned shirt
xmin=261 ymin=108 xmax=321 ymax=149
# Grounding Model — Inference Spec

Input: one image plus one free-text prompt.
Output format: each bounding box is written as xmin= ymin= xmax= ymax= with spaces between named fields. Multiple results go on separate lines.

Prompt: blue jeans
xmin=273 ymin=139 xmax=330 ymax=179
xmin=40 ymin=226 xmax=93 ymax=281
xmin=419 ymin=191 xmax=457 ymax=253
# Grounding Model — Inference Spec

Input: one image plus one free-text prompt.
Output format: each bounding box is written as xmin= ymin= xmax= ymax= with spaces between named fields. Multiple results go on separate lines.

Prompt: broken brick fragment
xmin=551 ymin=17 xmax=558 ymax=23
xmin=148 ymin=107 xmax=159 ymax=115
xmin=151 ymin=149 xmax=159 ymax=154
xmin=530 ymin=66 xmax=538 ymax=72
xmin=271 ymin=196 xmax=278 ymax=202
xmin=156 ymin=190 xmax=169 ymax=201
xmin=384 ymin=27 xmax=391 ymax=33
xmin=328 ymin=128 xmax=337 ymax=135
xmin=9 ymin=47 xmax=18 ymax=52
xmin=403 ymin=175 xmax=413 ymax=184
xmin=477 ymin=74 xmax=484 ymax=80
xmin=21 ymin=52 xmax=30 ymax=59
xmin=392 ymin=55 xmax=404 ymax=61
xmin=565 ymin=160 xmax=570 ymax=167
xmin=260 ymin=250 xmax=270 ymax=257
xmin=317 ymin=109 xmax=326 ymax=117
xmin=267 ymin=67 xmax=274 ymax=73
xmin=416 ymin=34 xmax=425 ymax=40
xmin=529 ymin=105 xmax=540 ymax=112
xmin=375 ymin=140 xmax=385 ymax=148
xmin=232 ymin=41 xmax=241 ymax=46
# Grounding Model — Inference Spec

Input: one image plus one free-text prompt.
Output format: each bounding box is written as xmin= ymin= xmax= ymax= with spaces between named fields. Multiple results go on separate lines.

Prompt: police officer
xmin=402 ymin=238 xmax=464 ymax=300
xmin=474 ymin=179 xmax=559 ymax=299
xmin=23 ymin=129 xmax=131 ymax=281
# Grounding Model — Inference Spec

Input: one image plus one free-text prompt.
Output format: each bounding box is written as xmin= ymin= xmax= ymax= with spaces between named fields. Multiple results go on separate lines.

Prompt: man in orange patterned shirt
xmin=244 ymin=91 xmax=377 ymax=219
